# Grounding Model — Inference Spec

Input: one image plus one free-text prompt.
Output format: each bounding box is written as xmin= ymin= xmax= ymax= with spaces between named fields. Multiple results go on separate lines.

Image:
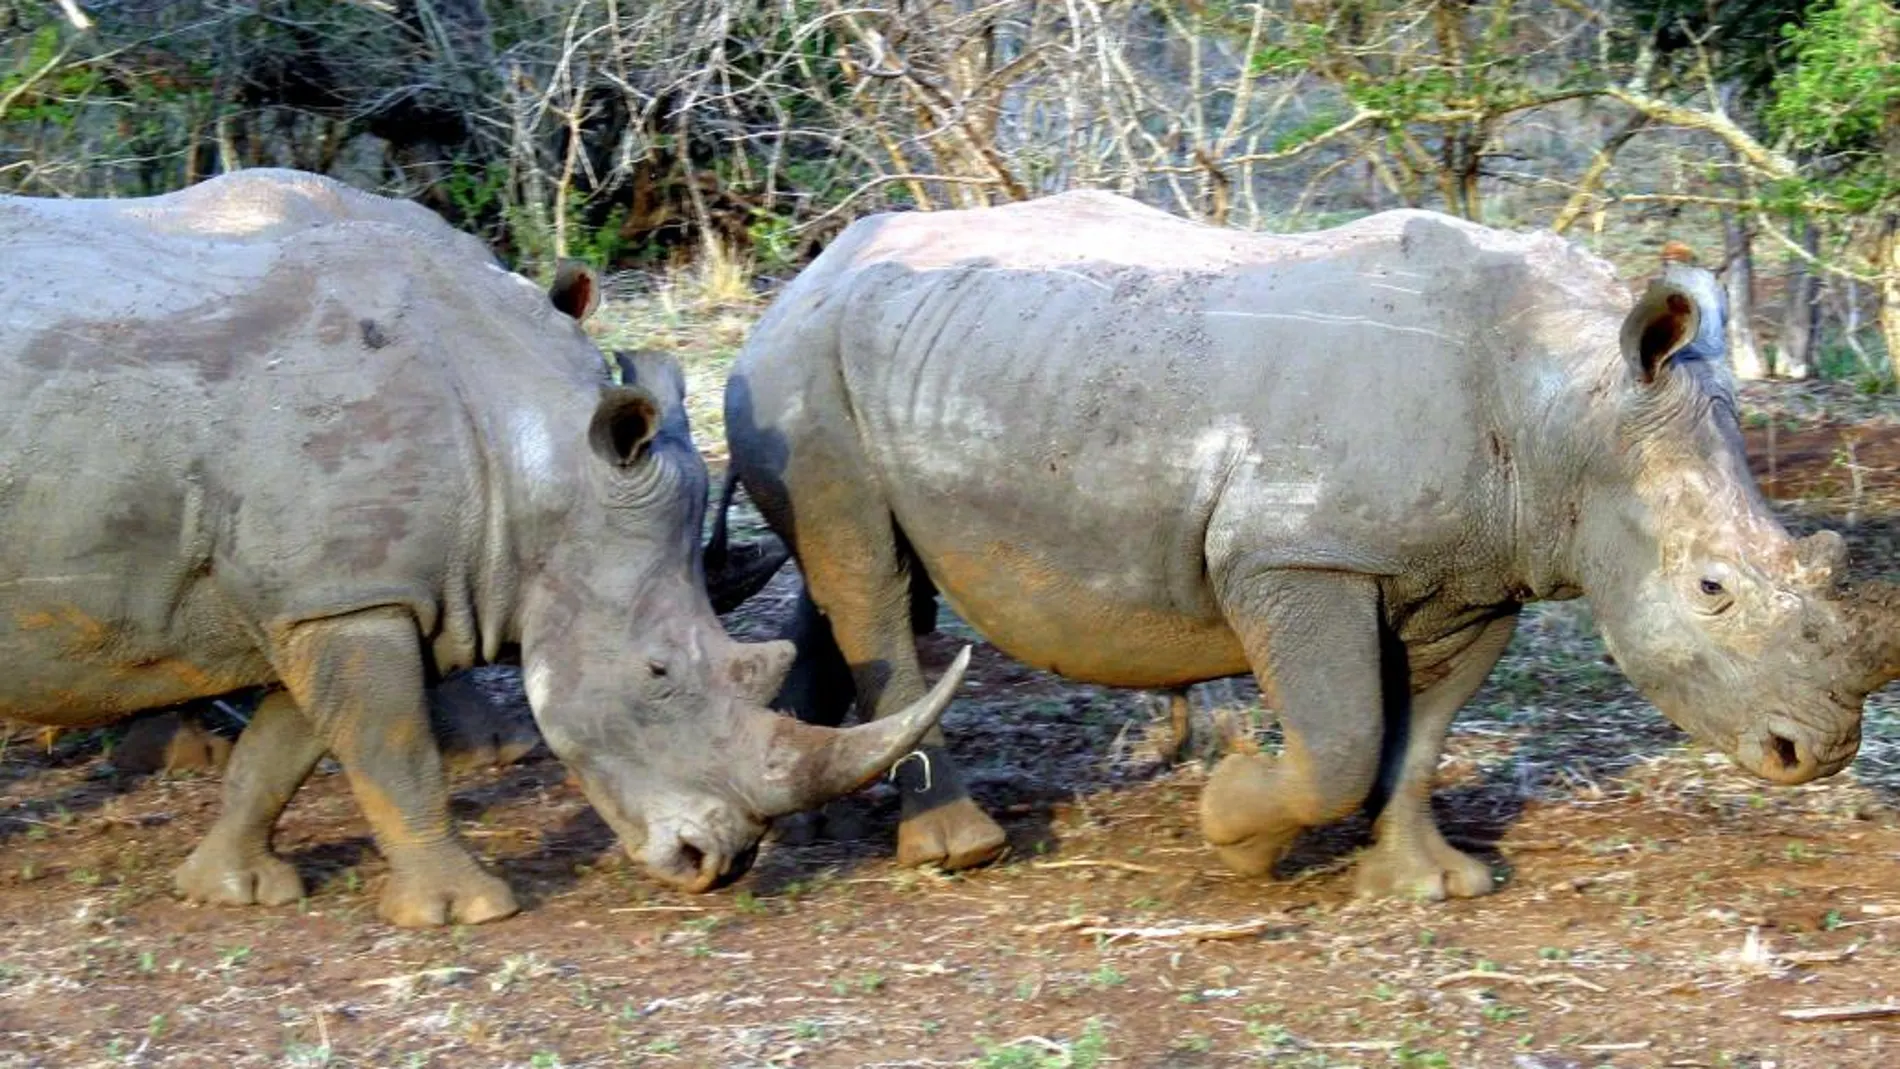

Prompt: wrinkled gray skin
xmin=727 ymin=191 xmax=1898 ymax=899
xmin=0 ymin=170 xmax=965 ymax=926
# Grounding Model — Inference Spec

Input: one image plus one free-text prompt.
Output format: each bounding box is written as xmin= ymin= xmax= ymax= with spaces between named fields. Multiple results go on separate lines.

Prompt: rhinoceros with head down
xmin=0 ymin=169 xmax=966 ymax=926
xmin=725 ymin=190 xmax=1897 ymax=899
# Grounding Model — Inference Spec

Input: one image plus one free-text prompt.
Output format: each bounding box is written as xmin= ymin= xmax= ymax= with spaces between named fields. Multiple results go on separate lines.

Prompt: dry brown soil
xmin=1 ymin=398 xmax=1897 ymax=1069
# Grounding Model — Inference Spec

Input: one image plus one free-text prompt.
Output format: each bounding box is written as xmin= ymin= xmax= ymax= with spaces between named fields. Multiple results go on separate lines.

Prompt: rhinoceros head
xmin=1574 ymin=268 xmax=1887 ymax=784
xmin=511 ymin=281 xmax=966 ymax=892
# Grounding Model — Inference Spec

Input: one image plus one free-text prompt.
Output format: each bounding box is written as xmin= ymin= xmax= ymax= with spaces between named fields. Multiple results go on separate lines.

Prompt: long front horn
xmin=739 ymin=646 xmax=972 ymax=816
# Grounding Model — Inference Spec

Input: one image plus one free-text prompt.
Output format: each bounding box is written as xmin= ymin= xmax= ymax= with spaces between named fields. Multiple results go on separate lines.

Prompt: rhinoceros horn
xmin=1794 ymin=530 xmax=1849 ymax=592
xmin=736 ymin=646 xmax=972 ymax=817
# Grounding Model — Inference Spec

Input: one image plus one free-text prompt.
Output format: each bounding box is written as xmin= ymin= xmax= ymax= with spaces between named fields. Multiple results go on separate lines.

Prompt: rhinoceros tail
xmin=705 ymin=468 xmax=791 ymax=614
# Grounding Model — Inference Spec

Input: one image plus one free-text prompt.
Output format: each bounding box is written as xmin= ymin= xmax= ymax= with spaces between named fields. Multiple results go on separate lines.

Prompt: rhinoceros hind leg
xmin=1354 ymin=613 xmax=1518 ymax=901
xmin=174 ymin=690 xmax=322 ymax=907
xmin=1353 ymin=828 xmax=1494 ymax=901
xmin=116 ymin=710 xmax=233 ymax=774
xmin=1200 ymin=571 xmax=1385 ymax=877
xmin=767 ymin=592 xmax=860 ymax=847
xmin=771 ymin=591 xmax=859 ymax=728
xmin=272 ymin=608 xmax=518 ymax=928
xmin=375 ymin=846 xmax=521 ymax=927
xmin=786 ymin=496 xmax=1004 ymax=870
xmin=429 ymin=672 xmax=542 ymax=775
xmin=894 ymin=764 xmax=1007 ymax=870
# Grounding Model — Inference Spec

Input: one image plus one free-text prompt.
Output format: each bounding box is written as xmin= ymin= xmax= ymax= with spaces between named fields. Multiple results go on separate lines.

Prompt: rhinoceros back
xmin=0 ymin=172 xmax=594 ymax=724
xmin=735 ymin=193 xmax=1631 ymax=686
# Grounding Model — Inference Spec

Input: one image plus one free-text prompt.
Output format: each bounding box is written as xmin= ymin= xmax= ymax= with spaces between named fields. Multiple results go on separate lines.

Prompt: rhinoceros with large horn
xmin=0 ymin=170 xmax=966 ymax=926
xmin=724 ymin=190 xmax=1897 ymax=900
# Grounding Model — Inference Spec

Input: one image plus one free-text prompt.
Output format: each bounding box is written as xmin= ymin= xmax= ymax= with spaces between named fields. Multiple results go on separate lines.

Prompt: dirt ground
xmin=1 ymin=387 xmax=1896 ymax=1069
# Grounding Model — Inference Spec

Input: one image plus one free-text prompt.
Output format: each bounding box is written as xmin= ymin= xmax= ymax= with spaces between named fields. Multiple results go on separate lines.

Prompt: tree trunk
xmin=1880 ymin=0 xmax=1900 ymax=384
xmin=1778 ymin=221 xmax=1820 ymax=379
xmin=1724 ymin=212 xmax=1769 ymax=380
xmin=1881 ymin=216 xmax=1900 ymax=384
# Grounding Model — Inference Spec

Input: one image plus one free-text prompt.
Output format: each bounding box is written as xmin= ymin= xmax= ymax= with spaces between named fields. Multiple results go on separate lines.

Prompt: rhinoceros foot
xmin=1199 ymin=753 xmax=1307 ymax=877
xmin=174 ymin=841 xmax=304 ymax=907
xmin=376 ymin=845 xmax=518 ymax=928
xmin=896 ymin=797 xmax=1007 ymax=871
xmin=1353 ymin=835 xmax=1495 ymax=902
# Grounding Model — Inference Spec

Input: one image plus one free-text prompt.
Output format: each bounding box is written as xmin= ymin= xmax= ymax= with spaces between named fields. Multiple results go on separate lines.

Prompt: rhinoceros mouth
xmin=1731 ymin=716 xmax=1859 ymax=785
xmin=643 ymin=834 xmax=760 ymax=893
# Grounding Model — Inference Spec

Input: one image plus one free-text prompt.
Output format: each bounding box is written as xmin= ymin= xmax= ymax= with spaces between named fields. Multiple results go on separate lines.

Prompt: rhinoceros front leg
xmin=1199 ymin=571 xmax=1385 ymax=877
xmin=174 ymin=690 xmax=324 ymax=907
xmin=1353 ymin=613 xmax=1518 ymax=901
xmin=267 ymin=608 xmax=517 ymax=927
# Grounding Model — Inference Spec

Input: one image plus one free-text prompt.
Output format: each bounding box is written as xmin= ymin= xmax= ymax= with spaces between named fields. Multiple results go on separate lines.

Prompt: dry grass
xmin=586 ymin=238 xmax=765 ymax=464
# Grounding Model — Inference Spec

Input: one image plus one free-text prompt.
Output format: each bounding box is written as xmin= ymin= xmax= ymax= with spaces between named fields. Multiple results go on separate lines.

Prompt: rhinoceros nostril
xmin=1768 ymin=732 xmax=1802 ymax=772
xmin=707 ymin=842 xmax=758 ymax=890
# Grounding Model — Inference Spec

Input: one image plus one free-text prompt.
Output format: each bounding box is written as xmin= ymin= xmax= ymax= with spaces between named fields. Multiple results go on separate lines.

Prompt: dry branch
xmin=1434 ymin=969 xmax=1608 ymax=994
xmin=1781 ymin=1002 xmax=1900 ymax=1023
xmin=1018 ymin=913 xmax=1295 ymax=943
xmin=1077 ymin=918 xmax=1285 ymax=942
xmin=53 ymin=0 xmax=92 ymax=31
xmin=1029 ymin=858 xmax=1163 ymax=875
xmin=0 ymin=40 xmax=73 ymax=125
xmin=1604 ymin=87 xmax=1798 ymax=180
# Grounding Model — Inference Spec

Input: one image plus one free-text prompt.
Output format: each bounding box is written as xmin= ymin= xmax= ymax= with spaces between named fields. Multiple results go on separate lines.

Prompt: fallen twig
xmin=1016 ymin=912 xmax=1290 ymax=942
xmin=1781 ymin=1002 xmax=1900 ymax=1023
xmin=1828 ymin=914 xmax=1900 ymax=930
xmin=1031 ymin=858 xmax=1164 ymax=875
xmin=1497 ymin=837 xmax=1567 ymax=852
xmin=1435 ymin=969 xmax=1608 ymax=994
xmin=1551 ymin=870 xmax=1636 ymax=893
xmin=360 ymin=966 xmax=476 ymax=992
xmin=1015 ymin=915 xmax=1106 ymax=935
xmin=607 ymin=904 xmax=709 ymax=913
xmin=1776 ymin=945 xmax=1860 ymax=966
xmin=1078 ymin=917 xmax=1290 ymax=943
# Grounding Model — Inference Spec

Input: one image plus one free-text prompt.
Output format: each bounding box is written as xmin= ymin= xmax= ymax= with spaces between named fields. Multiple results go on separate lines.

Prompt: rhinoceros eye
xmin=648 ymin=661 xmax=669 ymax=678
xmin=1699 ymin=578 xmax=1726 ymax=597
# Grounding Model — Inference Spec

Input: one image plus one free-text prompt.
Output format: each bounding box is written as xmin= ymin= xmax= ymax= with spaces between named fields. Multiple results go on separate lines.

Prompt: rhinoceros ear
xmin=1620 ymin=279 xmax=1700 ymax=385
xmin=588 ymin=386 xmax=661 ymax=466
xmin=550 ymin=260 xmax=600 ymax=322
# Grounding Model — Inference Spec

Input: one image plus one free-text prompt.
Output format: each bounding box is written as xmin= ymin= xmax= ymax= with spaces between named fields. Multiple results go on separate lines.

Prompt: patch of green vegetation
xmin=1172 ymin=1031 xmax=1214 ymax=1053
xmin=283 ymin=1041 xmax=334 ymax=1068
xmin=972 ymin=1018 xmax=1108 ymax=1069
xmin=1481 ymin=1001 xmax=1529 ymax=1024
